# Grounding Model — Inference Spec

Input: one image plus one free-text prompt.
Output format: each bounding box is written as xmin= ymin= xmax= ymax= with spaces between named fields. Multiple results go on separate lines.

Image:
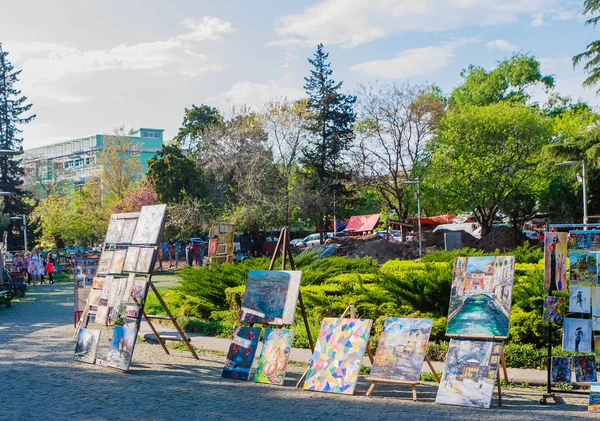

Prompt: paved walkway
xmin=0 ymin=283 xmax=597 ymax=420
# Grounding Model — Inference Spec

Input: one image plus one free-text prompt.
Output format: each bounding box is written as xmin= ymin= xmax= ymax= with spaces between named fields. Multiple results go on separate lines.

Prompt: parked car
xmin=295 ymin=232 xmax=347 ymax=249
xmin=375 ymin=230 xmax=402 ymax=242
xmin=522 ymin=230 xmax=541 ymax=241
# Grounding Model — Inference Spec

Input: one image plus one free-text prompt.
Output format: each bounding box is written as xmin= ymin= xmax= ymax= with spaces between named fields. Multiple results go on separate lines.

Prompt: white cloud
xmin=178 ymin=16 xmax=235 ymax=41
xmin=350 ymin=39 xmax=475 ymax=79
xmin=485 ymin=39 xmax=518 ymax=51
xmin=271 ymin=0 xmax=577 ymax=48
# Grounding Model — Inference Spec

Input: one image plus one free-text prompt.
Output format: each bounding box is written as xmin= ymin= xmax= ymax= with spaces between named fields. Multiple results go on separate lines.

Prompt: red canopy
xmin=406 ymin=214 xmax=456 ymax=226
xmin=344 ymin=213 xmax=380 ymax=233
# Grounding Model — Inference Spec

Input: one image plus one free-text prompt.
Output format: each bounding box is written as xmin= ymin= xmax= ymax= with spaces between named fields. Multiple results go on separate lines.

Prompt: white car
xmin=296 ymin=232 xmax=347 ymax=249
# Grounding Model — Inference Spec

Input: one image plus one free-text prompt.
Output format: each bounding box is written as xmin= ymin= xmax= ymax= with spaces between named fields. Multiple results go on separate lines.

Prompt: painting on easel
xmin=370 ymin=318 xmax=433 ymax=382
xmin=254 ymin=328 xmax=294 ymax=385
xmin=240 ymin=270 xmax=301 ymax=325
xmin=436 ymin=338 xmax=503 ymax=409
xmin=303 ymin=317 xmax=372 ymax=395
xmin=222 ymin=326 xmax=261 ymax=381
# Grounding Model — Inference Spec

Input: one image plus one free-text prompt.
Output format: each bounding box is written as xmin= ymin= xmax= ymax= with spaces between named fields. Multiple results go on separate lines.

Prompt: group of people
xmin=162 ymin=241 xmax=206 ymax=269
xmin=12 ymin=249 xmax=55 ymax=285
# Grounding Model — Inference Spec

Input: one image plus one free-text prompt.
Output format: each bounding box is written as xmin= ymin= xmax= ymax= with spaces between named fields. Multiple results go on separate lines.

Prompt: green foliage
xmin=573 ymin=0 xmax=600 ymax=94
xmin=296 ymin=255 xmax=379 ymax=285
xmin=503 ymin=344 xmax=577 ymax=369
xmin=509 ymin=241 xmax=543 ymax=264
xmin=173 ymin=104 xmax=222 ymax=148
xmin=419 ymin=248 xmax=489 ymax=263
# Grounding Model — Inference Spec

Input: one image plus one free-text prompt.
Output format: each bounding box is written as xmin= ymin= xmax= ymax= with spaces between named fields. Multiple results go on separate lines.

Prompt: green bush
xmin=503 ymin=343 xmax=576 ymax=369
xmin=420 ymin=248 xmax=490 ymax=263
xmin=296 ymin=255 xmax=379 ymax=286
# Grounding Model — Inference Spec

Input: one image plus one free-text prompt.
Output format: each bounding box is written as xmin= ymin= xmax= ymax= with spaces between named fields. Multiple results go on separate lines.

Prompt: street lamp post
xmin=405 ymin=178 xmax=422 ymax=258
xmin=557 ymin=160 xmax=588 ymax=226
xmin=9 ymin=215 xmax=27 ymax=253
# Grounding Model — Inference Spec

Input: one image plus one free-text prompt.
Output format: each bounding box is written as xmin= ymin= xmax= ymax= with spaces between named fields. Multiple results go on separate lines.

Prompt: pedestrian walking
xmin=186 ymin=242 xmax=195 ymax=267
xmin=167 ymin=242 xmax=175 ymax=269
xmin=46 ymin=257 xmax=55 ymax=284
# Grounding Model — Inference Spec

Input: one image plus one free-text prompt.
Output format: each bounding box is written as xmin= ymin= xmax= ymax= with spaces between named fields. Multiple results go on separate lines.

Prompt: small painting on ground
xmin=551 ymin=357 xmax=572 ymax=383
xmin=304 ymin=318 xmax=372 ymax=395
xmin=590 ymin=383 xmax=600 ymax=411
xmin=569 ymin=252 xmax=598 ymax=287
xmin=370 ymin=318 xmax=433 ymax=382
xmin=573 ymin=355 xmax=597 ymax=382
xmin=446 ymin=256 xmax=515 ymax=338
xmin=106 ymin=325 xmax=138 ymax=371
xmin=544 ymin=232 xmax=568 ymax=291
xmin=74 ymin=328 xmax=100 ymax=364
xmin=569 ymin=286 xmax=591 ymax=313
xmin=563 ymin=318 xmax=593 ymax=353
xmin=542 ymin=296 xmax=565 ymax=324
xmin=254 ymin=328 xmax=294 ymax=385
xmin=240 ymin=270 xmax=301 ymax=325
xmin=222 ymin=326 xmax=261 ymax=381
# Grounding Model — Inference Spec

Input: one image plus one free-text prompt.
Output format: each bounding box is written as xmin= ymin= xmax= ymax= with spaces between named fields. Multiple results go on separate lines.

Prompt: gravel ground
xmin=0 ymin=283 xmax=597 ymax=421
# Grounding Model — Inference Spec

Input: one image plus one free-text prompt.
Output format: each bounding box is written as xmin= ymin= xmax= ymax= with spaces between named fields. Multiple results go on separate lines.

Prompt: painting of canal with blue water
xmin=446 ymin=256 xmax=515 ymax=338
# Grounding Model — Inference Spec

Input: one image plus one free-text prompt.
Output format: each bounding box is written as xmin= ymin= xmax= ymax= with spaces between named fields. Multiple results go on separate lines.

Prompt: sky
xmin=0 ymin=0 xmax=598 ymax=149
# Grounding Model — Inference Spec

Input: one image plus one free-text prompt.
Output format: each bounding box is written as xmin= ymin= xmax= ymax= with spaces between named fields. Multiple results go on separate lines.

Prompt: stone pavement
xmin=0 ymin=283 xmax=596 ymax=421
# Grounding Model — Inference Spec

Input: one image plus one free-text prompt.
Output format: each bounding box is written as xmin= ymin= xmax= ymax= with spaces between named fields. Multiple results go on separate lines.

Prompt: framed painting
xmin=106 ymin=325 xmax=138 ymax=371
xmin=123 ymin=247 xmax=140 ymax=273
xmin=370 ymin=318 xmax=433 ymax=382
xmin=104 ymin=218 xmax=124 ymax=244
xmin=97 ymin=251 xmax=114 ymax=275
xmin=303 ymin=318 xmax=372 ymax=395
xmin=222 ymin=326 xmax=261 ymax=381
xmin=240 ymin=270 xmax=301 ymax=325
xmin=74 ymin=328 xmax=100 ymax=364
xmin=436 ymin=339 xmax=503 ymax=408
xmin=593 ymin=288 xmax=600 ymax=330
xmin=544 ymin=232 xmax=568 ymax=291
xmin=542 ymin=296 xmax=565 ymax=324
xmin=109 ymin=249 xmax=126 ymax=275
xmin=125 ymin=305 xmax=139 ymax=319
xmin=590 ymin=383 xmax=600 ymax=411
xmin=568 ymin=230 xmax=600 ymax=252
xmin=135 ymin=248 xmax=155 ymax=274
xmin=569 ymin=253 xmax=598 ymax=287
xmin=569 ymin=286 xmax=591 ymax=314
xmin=254 ymin=328 xmax=294 ymax=385
xmin=446 ymin=256 xmax=515 ymax=338
xmin=563 ymin=318 xmax=593 ymax=353
xmin=131 ymin=204 xmax=167 ymax=245
xmin=131 ymin=280 xmax=147 ymax=300
xmin=551 ymin=357 xmax=572 ymax=383
xmin=573 ymin=355 xmax=597 ymax=382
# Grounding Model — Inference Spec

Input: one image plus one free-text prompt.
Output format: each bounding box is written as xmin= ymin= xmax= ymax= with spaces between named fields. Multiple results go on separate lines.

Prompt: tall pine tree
xmin=0 ymin=42 xmax=35 ymax=248
xmin=303 ymin=44 xmax=356 ymax=240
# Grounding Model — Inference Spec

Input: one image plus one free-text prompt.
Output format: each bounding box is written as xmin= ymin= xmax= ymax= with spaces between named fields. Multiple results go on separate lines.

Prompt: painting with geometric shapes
xmin=131 ymin=204 xmax=167 ymax=245
xmin=568 ymin=230 xmax=600 ymax=252
xmin=573 ymin=355 xmax=597 ymax=382
xmin=74 ymin=328 xmax=100 ymax=364
xmin=446 ymin=256 xmax=515 ymax=338
xmin=593 ymin=288 xmax=600 ymax=330
xmin=370 ymin=318 xmax=433 ymax=382
xmin=240 ymin=270 xmax=301 ymax=325
xmin=543 ymin=296 xmax=565 ymax=324
xmin=563 ymin=318 xmax=593 ymax=353
xmin=569 ymin=286 xmax=591 ymax=313
xmin=254 ymin=328 xmax=294 ymax=385
xmin=222 ymin=326 xmax=261 ymax=381
xmin=544 ymin=232 xmax=568 ymax=291
xmin=590 ymin=383 xmax=600 ymax=411
xmin=106 ymin=325 xmax=138 ymax=371
xmin=304 ymin=318 xmax=373 ymax=395
xmin=551 ymin=357 xmax=572 ymax=383
xmin=570 ymin=252 xmax=598 ymax=287
xmin=435 ymin=338 xmax=502 ymax=409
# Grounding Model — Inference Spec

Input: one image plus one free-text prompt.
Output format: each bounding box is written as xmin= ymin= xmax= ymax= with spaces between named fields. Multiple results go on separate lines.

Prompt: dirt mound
xmin=475 ymin=226 xmax=530 ymax=252
xmin=332 ymin=236 xmax=418 ymax=263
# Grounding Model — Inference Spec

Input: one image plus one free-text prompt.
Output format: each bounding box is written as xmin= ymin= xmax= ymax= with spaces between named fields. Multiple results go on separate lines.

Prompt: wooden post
xmin=142 ymin=308 xmax=170 ymax=355
xmin=501 ymin=349 xmax=509 ymax=382
xmin=425 ymin=355 xmax=440 ymax=383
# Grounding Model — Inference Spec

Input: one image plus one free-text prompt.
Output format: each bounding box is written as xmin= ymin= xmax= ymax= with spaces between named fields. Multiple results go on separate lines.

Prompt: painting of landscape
xmin=570 ymin=252 xmax=598 ymax=286
xmin=446 ymin=256 xmax=515 ymax=338
xmin=551 ymin=357 xmax=572 ymax=383
xmin=370 ymin=318 xmax=433 ymax=382
xmin=435 ymin=339 xmax=502 ymax=409
xmin=74 ymin=328 xmax=100 ymax=364
xmin=574 ymin=355 xmax=597 ymax=382
xmin=106 ymin=325 xmax=138 ymax=371
xmin=131 ymin=204 xmax=167 ymax=245
xmin=222 ymin=326 xmax=261 ymax=381
xmin=590 ymin=383 xmax=600 ymax=411
xmin=542 ymin=296 xmax=565 ymax=324
xmin=563 ymin=318 xmax=593 ymax=353
xmin=544 ymin=232 xmax=568 ymax=291
xmin=240 ymin=270 xmax=301 ymax=325
xmin=254 ymin=328 xmax=294 ymax=385
xmin=304 ymin=318 xmax=372 ymax=395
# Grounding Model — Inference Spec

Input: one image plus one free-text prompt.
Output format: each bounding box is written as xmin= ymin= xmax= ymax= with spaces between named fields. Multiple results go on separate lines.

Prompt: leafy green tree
xmin=173 ymin=104 xmax=222 ymax=148
xmin=100 ymin=126 xmax=142 ymax=203
xmin=428 ymin=102 xmax=552 ymax=236
xmin=573 ymin=0 xmax=600 ymax=93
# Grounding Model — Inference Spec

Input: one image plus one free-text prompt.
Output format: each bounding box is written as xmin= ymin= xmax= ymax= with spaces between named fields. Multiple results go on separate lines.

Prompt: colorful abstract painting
xmin=222 ymin=326 xmax=261 ymax=380
xmin=590 ymin=383 xmax=600 ymax=411
xmin=131 ymin=204 xmax=167 ymax=245
xmin=563 ymin=318 xmax=593 ymax=353
xmin=570 ymin=286 xmax=591 ymax=313
xmin=552 ymin=357 xmax=572 ymax=383
xmin=446 ymin=256 xmax=515 ymax=338
xmin=74 ymin=328 xmax=100 ymax=364
xmin=97 ymin=251 xmax=114 ymax=275
xmin=370 ymin=318 xmax=433 ymax=382
xmin=570 ymin=253 xmax=598 ymax=286
xmin=123 ymin=247 xmax=140 ymax=273
xmin=544 ymin=232 xmax=568 ymax=291
xmin=543 ymin=296 xmax=565 ymax=324
xmin=304 ymin=318 xmax=372 ymax=395
xmin=568 ymin=230 xmax=600 ymax=252
xmin=135 ymin=247 xmax=155 ymax=273
xmin=254 ymin=328 xmax=294 ymax=385
xmin=106 ymin=325 xmax=138 ymax=371
xmin=240 ymin=270 xmax=301 ymax=325
xmin=435 ymin=339 xmax=503 ymax=409
xmin=109 ymin=249 xmax=126 ymax=274
xmin=574 ymin=355 xmax=597 ymax=382
xmin=593 ymin=288 xmax=600 ymax=330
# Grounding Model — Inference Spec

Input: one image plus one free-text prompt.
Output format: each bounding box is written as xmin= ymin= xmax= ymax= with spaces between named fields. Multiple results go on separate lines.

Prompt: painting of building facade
xmin=446 ymin=256 xmax=515 ymax=338
xmin=573 ymin=355 xmax=597 ymax=382
xmin=570 ymin=253 xmax=598 ymax=286
xmin=569 ymin=286 xmax=591 ymax=313
xmin=435 ymin=339 xmax=502 ymax=408
xmin=254 ymin=328 xmax=294 ymax=385
xmin=74 ymin=328 xmax=100 ymax=364
xmin=222 ymin=326 xmax=261 ymax=381
xmin=590 ymin=383 xmax=600 ymax=411
xmin=544 ymin=232 xmax=567 ymax=291
xmin=370 ymin=318 xmax=433 ymax=382
xmin=568 ymin=230 xmax=600 ymax=252
xmin=563 ymin=318 xmax=593 ymax=353
xmin=304 ymin=318 xmax=372 ymax=395
xmin=551 ymin=357 xmax=572 ymax=383
xmin=106 ymin=325 xmax=138 ymax=371
xmin=543 ymin=296 xmax=565 ymax=324
xmin=240 ymin=270 xmax=301 ymax=325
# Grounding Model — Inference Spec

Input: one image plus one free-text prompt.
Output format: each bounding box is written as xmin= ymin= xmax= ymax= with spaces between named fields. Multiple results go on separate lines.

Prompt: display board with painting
xmin=254 ymin=328 xmax=294 ymax=385
xmin=543 ymin=296 xmax=565 ymax=324
xmin=222 ymin=326 xmax=261 ymax=381
xmin=593 ymin=288 xmax=600 ymax=330
xmin=131 ymin=204 xmax=167 ymax=245
xmin=570 ymin=252 xmax=599 ymax=286
xmin=551 ymin=357 xmax=572 ymax=383
xmin=573 ymin=355 xmax=597 ymax=382
xmin=544 ymin=232 xmax=568 ymax=291
xmin=563 ymin=318 xmax=593 ymax=353
xmin=569 ymin=286 xmax=591 ymax=313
